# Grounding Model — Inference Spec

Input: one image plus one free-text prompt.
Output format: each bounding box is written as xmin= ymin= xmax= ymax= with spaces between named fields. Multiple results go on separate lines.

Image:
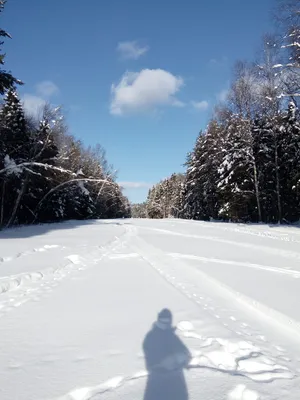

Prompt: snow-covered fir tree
xmin=217 ymin=116 xmax=262 ymax=222
xmin=146 ymin=174 xmax=185 ymax=219
xmin=0 ymin=95 xmax=131 ymax=228
xmin=0 ymin=89 xmax=29 ymax=163
xmin=183 ymin=120 xmax=223 ymax=221
xmin=131 ymin=202 xmax=147 ymax=218
xmin=0 ymin=1 xmax=22 ymax=94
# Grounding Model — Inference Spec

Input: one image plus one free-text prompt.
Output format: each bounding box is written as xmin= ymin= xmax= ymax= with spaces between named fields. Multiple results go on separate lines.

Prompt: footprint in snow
xmin=228 ymin=384 xmax=260 ymax=400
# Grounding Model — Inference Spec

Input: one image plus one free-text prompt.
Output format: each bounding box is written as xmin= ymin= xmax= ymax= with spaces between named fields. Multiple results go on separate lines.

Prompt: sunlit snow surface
xmin=0 ymin=218 xmax=300 ymax=399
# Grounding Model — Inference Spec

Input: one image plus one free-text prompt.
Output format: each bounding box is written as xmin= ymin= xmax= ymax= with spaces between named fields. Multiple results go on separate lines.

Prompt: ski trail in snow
xmin=0 ymin=229 xmax=131 ymax=317
xmin=53 ymin=372 xmax=149 ymax=400
xmin=167 ymin=218 xmax=300 ymax=244
xmin=141 ymin=226 xmax=300 ymax=262
xmin=53 ymin=319 xmax=292 ymax=400
xmin=128 ymin=227 xmax=300 ymax=340
xmin=51 ymin=224 xmax=297 ymax=400
xmin=54 ymin=376 xmax=125 ymax=400
xmin=107 ymin=253 xmax=139 ymax=260
xmin=0 ymin=244 xmax=64 ymax=263
xmin=123 ymin=227 xmax=297 ymax=379
xmin=168 ymin=253 xmax=300 ymax=278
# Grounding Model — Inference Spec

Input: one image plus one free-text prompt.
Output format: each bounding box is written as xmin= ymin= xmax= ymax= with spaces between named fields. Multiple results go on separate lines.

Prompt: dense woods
xmin=2 ymin=0 xmax=300 ymax=226
xmin=142 ymin=0 xmax=300 ymax=224
xmin=0 ymin=0 xmax=130 ymax=229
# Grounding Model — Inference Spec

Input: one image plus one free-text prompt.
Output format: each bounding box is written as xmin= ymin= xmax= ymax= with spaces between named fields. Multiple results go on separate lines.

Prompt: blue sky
xmin=3 ymin=0 xmax=275 ymax=203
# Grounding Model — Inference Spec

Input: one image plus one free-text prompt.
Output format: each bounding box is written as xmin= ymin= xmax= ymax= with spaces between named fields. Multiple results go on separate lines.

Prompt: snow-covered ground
xmin=1 ymin=219 xmax=300 ymax=400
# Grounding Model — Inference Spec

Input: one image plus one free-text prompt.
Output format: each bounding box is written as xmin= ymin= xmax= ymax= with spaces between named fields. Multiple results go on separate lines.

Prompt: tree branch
xmin=32 ymin=178 xmax=115 ymax=223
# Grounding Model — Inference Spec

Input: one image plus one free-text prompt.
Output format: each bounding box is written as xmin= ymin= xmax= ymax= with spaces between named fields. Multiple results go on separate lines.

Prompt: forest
xmin=0 ymin=1 xmax=130 ymax=229
xmin=133 ymin=0 xmax=300 ymax=224
xmin=1 ymin=0 xmax=300 ymax=228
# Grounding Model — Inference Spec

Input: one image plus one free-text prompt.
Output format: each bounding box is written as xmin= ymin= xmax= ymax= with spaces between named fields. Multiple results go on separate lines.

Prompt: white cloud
xmin=22 ymin=80 xmax=60 ymax=117
xmin=209 ymin=56 xmax=228 ymax=67
xmin=110 ymin=69 xmax=184 ymax=116
xmin=22 ymin=94 xmax=46 ymax=117
xmin=36 ymin=80 xmax=59 ymax=97
xmin=217 ymin=89 xmax=229 ymax=103
xmin=118 ymin=181 xmax=152 ymax=189
xmin=191 ymin=100 xmax=209 ymax=111
xmin=117 ymin=41 xmax=149 ymax=60
xmin=172 ymin=99 xmax=186 ymax=108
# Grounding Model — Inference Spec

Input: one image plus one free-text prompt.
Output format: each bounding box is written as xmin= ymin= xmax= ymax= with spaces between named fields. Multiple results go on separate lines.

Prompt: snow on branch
xmin=0 ymin=160 xmax=76 ymax=177
xmin=33 ymin=178 xmax=116 ymax=222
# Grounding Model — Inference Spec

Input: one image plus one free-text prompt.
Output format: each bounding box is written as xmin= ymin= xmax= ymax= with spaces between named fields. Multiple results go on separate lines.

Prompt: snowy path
xmin=0 ymin=220 xmax=300 ymax=399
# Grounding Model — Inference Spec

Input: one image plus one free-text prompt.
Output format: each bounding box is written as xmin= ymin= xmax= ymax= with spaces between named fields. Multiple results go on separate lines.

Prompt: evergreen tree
xmin=217 ymin=116 xmax=262 ymax=222
xmin=131 ymin=202 xmax=147 ymax=218
xmin=280 ymin=102 xmax=300 ymax=221
xmin=0 ymin=89 xmax=31 ymax=226
xmin=183 ymin=121 xmax=223 ymax=221
xmin=0 ymin=1 xmax=22 ymax=94
xmin=0 ymin=89 xmax=29 ymax=162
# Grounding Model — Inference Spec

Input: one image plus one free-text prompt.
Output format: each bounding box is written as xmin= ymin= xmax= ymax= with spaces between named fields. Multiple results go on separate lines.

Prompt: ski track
xmin=140 ymin=226 xmax=300 ymax=263
xmin=3 ymin=220 xmax=300 ymax=400
xmin=129 ymin=224 xmax=300 ymax=342
xmin=0 ymin=228 xmax=131 ymax=318
xmin=52 ymin=224 xmax=294 ymax=400
xmin=54 ymin=321 xmax=291 ymax=400
xmin=54 ymin=315 xmax=290 ymax=400
xmin=0 ymin=244 xmax=65 ymax=263
xmin=167 ymin=218 xmax=300 ymax=244
xmin=168 ymin=252 xmax=300 ymax=278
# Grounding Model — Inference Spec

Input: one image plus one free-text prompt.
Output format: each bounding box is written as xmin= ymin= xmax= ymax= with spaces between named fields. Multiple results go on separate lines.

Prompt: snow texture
xmin=1 ymin=219 xmax=300 ymax=400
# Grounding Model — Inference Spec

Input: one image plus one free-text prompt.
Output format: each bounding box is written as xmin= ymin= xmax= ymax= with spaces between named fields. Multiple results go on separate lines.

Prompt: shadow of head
xmin=142 ymin=309 xmax=191 ymax=400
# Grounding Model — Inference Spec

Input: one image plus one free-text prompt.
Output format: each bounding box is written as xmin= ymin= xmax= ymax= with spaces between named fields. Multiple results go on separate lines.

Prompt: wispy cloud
xmin=22 ymin=80 xmax=59 ymax=117
xmin=22 ymin=94 xmax=46 ymax=117
xmin=209 ymin=56 xmax=228 ymax=67
xmin=110 ymin=68 xmax=184 ymax=116
xmin=216 ymin=89 xmax=229 ymax=103
xmin=117 ymin=40 xmax=149 ymax=60
xmin=36 ymin=80 xmax=59 ymax=97
xmin=118 ymin=181 xmax=152 ymax=189
xmin=191 ymin=100 xmax=209 ymax=111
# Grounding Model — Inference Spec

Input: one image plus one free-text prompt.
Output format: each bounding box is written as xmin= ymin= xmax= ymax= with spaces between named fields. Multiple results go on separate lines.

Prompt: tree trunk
xmin=0 ymin=180 xmax=5 ymax=229
xmin=6 ymin=174 xmax=29 ymax=228
xmin=253 ymin=161 xmax=262 ymax=222
xmin=32 ymin=178 xmax=111 ymax=223
xmin=274 ymin=144 xmax=282 ymax=223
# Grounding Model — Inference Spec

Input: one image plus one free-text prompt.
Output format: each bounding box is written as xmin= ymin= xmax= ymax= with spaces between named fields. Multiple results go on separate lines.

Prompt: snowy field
xmin=1 ymin=219 xmax=300 ymax=400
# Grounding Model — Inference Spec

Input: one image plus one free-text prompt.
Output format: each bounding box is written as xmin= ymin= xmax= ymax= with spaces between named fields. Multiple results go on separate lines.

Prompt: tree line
xmin=0 ymin=1 xmax=130 ymax=229
xmin=134 ymin=0 xmax=300 ymax=224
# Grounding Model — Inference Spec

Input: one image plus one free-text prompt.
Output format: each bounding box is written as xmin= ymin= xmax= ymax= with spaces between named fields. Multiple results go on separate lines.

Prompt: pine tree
xmin=0 ymin=1 xmax=22 ymax=94
xmin=217 ymin=116 xmax=262 ymax=222
xmin=168 ymin=173 xmax=185 ymax=218
xmin=183 ymin=121 xmax=223 ymax=221
xmin=146 ymin=184 xmax=164 ymax=219
xmin=131 ymin=202 xmax=147 ymax=218
xmin=0 ymin=89 xmax=31 ymax=226
xmin=280 ymin=102 xmax=300 ymax=221
xmin=0 ymin=89 xmax=29 ymax=163
xmin=32 ymin=119 xmax=59 ymax=162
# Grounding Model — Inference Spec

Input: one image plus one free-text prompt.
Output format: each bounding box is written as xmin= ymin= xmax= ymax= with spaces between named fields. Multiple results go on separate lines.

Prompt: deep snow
xmin=1 ymin=219 xmax=300 ymax=399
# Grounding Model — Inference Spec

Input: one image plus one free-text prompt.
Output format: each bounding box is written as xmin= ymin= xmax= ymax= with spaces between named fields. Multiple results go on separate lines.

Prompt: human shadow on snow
xmin=143 ymin=309 xmax=191 ymax=400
